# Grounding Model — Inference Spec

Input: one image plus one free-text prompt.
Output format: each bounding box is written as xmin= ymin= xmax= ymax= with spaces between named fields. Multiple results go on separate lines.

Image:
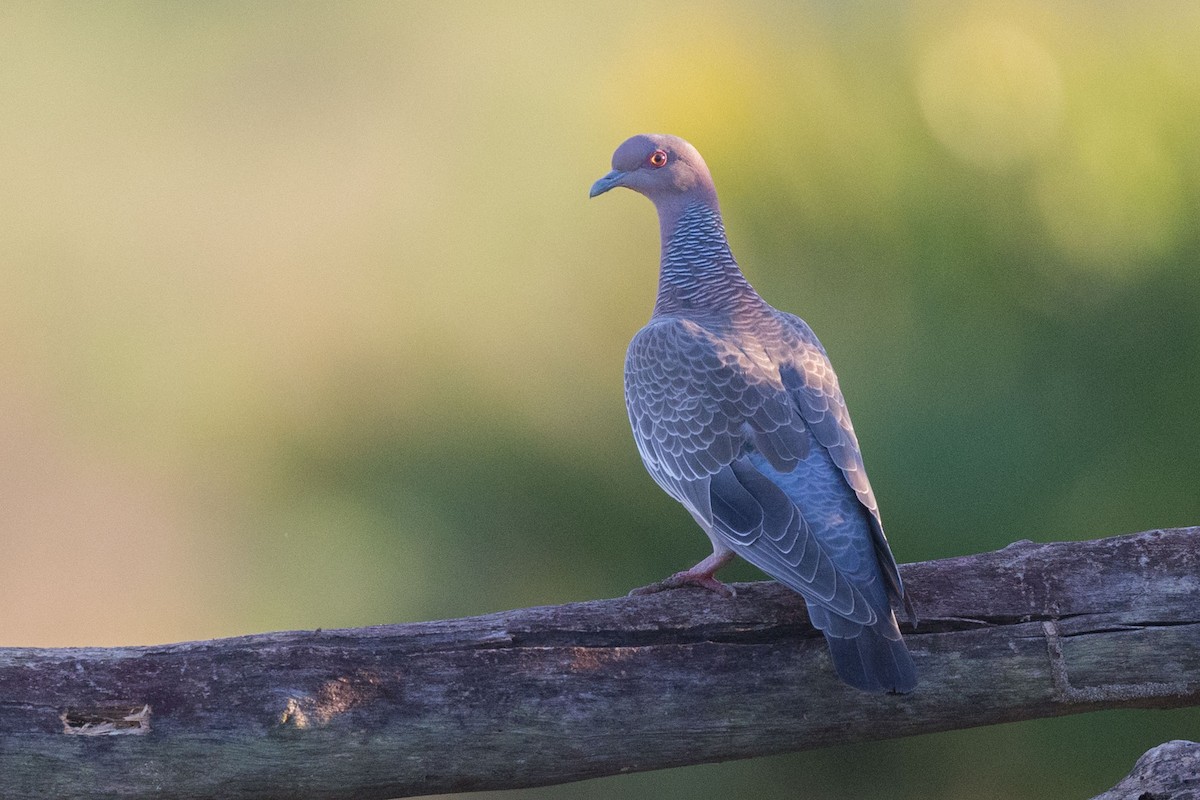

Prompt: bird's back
xmin=626 ymin=302 xmax=916 ymax=692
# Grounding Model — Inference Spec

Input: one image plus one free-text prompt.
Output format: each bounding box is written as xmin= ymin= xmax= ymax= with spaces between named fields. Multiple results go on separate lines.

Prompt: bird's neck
xmin=654 ymin=201 xmax=756 ymax=317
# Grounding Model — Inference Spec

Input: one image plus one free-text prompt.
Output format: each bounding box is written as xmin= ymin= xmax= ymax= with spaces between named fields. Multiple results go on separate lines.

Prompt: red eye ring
xmin=648 ymin=149 xmax=668 ymax=168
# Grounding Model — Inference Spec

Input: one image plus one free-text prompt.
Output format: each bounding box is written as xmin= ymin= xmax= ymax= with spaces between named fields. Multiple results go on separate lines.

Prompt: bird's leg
xmin=628 ymin=549 xmax=737 ymax=599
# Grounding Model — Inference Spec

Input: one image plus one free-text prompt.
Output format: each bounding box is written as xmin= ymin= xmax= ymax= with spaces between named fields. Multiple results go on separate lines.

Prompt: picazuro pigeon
xmin=590 ymin=133 xmax=917 ymax=693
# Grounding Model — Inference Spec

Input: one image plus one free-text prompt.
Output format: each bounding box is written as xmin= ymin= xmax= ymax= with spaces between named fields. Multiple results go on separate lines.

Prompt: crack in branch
xmin=1041 ymin=620 xmax=1195 ymax=705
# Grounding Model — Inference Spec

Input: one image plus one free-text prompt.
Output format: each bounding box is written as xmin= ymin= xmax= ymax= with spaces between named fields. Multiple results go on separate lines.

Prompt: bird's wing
xmin=625 ymin=317 xmax=877 ymax=623
xmin=774 ymin=312 xmax=912 ymax=620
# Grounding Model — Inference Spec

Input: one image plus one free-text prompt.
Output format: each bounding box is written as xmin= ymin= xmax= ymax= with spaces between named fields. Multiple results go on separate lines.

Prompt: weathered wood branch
xmin=1091 ymin=740 xmax=1200 ymax=800
xmin=1 ymin=528 xmax=1196 ymax=800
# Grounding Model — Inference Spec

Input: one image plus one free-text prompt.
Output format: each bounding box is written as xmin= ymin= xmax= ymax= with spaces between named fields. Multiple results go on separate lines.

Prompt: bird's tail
xmin=807 ymin=602 xmax=917 ymax=693
xmin=822 ymin=618 xmax=917 ymax=694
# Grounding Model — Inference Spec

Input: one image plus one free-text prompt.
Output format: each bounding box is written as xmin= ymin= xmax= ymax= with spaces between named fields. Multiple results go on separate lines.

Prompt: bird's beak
xmin=589 ymin=169 xmax=625 ymax=198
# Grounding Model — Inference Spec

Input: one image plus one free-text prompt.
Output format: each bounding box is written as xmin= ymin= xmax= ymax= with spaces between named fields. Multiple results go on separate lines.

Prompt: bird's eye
xmin=648 ymin=149 xmax=668 ymax=168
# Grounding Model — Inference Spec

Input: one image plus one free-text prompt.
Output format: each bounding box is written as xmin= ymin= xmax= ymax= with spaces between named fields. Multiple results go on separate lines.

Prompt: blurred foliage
xmin=1 ymin=2 xmax=1197 ymax=797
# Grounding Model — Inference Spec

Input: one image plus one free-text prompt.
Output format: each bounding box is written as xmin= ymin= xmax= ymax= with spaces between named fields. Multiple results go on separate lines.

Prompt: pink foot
xmin=628 ymin=570 xmax=736 ymax=599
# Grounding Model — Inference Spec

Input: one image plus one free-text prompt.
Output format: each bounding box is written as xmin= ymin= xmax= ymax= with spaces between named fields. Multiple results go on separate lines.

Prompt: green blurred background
xmin=2 ymin=1 xmax=1197 ymax=797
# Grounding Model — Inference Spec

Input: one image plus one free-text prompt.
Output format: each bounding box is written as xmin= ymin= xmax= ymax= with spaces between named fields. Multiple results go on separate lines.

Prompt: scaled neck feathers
xmin=654 ymin=202 xmax=757 ymax=317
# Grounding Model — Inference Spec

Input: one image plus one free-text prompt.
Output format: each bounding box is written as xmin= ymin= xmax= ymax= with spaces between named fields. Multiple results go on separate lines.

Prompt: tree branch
xmin=1090 ymin=740 xmax=1200 ymax=800
xmin=1 ymin=528 xmax=1197 ymax=800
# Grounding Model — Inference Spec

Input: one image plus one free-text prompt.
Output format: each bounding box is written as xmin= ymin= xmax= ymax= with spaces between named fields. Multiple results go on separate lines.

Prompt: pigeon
xmin=590 ymin=134 xmax=917 ymax=693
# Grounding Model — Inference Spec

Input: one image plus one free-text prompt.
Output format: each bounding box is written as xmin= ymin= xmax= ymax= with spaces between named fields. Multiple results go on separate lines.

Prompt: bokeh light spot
xmin=1034 ymin=121 xmax=1182 ymax=272
xmin=917 ymin=22 xmax=1064 ymax=170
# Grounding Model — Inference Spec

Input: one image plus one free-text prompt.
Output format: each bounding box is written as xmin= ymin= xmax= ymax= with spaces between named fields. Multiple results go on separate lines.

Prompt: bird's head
xmin=589 ymin=134 xmax=717 ymax=206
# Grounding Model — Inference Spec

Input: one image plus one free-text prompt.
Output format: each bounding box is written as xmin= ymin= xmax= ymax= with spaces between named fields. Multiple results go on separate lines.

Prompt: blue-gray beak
xmin=589 ymin=169 xmax=625 ymax=198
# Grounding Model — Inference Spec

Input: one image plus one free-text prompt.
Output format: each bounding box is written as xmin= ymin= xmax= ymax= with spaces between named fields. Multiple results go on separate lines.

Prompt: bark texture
xmin=0 ymin=528 xmax=1197 ymax=799
xmin=1090 ymin=740 xmax=1200 ymax=800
